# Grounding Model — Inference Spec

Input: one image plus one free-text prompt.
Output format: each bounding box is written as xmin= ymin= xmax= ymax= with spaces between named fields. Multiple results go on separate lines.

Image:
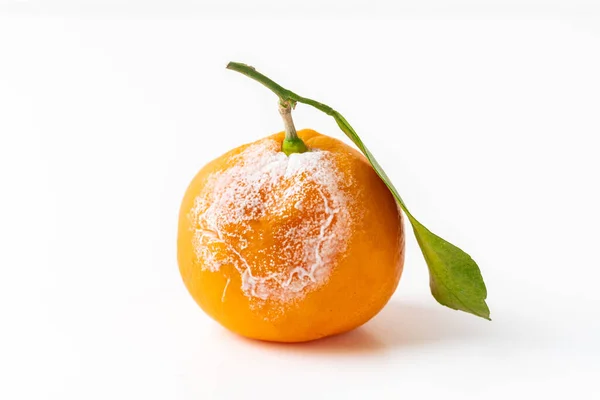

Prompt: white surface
xmin=1 ymin=2 xmax=600 ymax=399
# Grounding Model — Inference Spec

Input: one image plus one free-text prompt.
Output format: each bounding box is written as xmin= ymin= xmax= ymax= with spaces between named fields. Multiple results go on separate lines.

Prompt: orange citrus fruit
xmin=177 ymin=129 xmax=405 ymax=342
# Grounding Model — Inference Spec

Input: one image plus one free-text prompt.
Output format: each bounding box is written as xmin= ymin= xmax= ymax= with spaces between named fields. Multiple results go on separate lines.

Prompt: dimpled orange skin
xmin=177 ymin=129 xmax=404 ymax=342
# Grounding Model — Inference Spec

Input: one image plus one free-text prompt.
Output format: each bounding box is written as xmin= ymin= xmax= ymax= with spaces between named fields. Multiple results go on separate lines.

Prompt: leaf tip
xmin=475 ymin=304 xmax=491 ymax=321
xmin=479 ymin=311 xmax=492 ymax=321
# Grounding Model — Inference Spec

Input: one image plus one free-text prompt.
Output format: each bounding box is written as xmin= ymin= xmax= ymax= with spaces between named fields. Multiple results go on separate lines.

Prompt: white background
xmin=1 ymin=1 xmax=599 ymax=399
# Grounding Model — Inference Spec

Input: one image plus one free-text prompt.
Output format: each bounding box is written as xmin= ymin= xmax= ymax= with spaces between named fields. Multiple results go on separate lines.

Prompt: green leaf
xmin=226 ymin=62 xmax=491 ymax=320
xmin=333 ymin=113 xmax=489 ymax=320
xmin=410 ymin=218 xmax=490 ymax=319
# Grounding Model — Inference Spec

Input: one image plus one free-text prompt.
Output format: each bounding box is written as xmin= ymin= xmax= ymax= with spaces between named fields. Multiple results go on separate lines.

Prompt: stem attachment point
xmin=279 ymin=101 xmax=308 ymax=156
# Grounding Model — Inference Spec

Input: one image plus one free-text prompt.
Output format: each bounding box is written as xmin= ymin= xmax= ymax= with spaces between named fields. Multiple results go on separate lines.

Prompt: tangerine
xmin=177 ymin=129 xmax=404 ymax=342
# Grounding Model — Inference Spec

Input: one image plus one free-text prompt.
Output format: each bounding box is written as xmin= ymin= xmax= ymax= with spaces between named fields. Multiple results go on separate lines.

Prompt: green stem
xmin=226 ymin=62 xmax=335 ymax=115
xmin=226 ymin=61 xmax=408 ymax=208
xmin=227 ymin=62 xmax=310 ymax=155
xmin=278 ymin=101 xmax=308 ymax=155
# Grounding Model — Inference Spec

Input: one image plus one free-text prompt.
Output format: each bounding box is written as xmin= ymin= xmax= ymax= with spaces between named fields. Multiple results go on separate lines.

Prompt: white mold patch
xmin=190 ymin=138 xmax=353 ymax=304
